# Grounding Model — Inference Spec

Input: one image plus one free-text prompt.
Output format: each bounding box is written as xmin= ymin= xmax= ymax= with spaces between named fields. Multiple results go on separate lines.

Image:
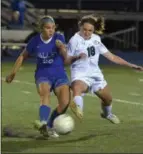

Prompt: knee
xmin=72 ymin=85 xmax=82 ymax=96
xmin=39 ymin=86 xmax=50 ymax=97
xmin=103 ymin=97 xmax=112 ymax=105
xmin=39 ymin=88 xmax=50 ymax=105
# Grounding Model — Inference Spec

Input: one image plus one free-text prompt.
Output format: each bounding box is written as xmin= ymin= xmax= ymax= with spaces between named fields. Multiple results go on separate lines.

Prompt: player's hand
xmin=5 ymin=73 xmax=15 ymax=83
xmin=78 ymin=53 xmax=87 ymax=59
xmin=131 ymin=64 xmax=143 ymax=71
xmin=56 ymin=39 xmax=64 ymax=49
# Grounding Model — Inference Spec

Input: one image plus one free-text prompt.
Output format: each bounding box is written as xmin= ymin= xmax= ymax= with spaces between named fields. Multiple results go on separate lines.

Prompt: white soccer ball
xmin=53 ymin=114 xmax=75 ymax=135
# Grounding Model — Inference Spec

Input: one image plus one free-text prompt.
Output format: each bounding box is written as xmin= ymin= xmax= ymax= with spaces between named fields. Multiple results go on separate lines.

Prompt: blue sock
xmin=39 ymin=105 xmax=51 ymax=122
xmin=48 ymin=109 xmax=60 ymax=128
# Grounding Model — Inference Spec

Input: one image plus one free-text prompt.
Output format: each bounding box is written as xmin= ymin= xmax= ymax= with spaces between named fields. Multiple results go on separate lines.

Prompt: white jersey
xmin=67 ymin=32 xmax=108 ymax=78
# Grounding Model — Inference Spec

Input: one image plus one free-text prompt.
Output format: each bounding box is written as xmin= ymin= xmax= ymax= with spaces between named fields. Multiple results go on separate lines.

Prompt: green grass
xmin=1 ymin=62 xmax=143 ymax=153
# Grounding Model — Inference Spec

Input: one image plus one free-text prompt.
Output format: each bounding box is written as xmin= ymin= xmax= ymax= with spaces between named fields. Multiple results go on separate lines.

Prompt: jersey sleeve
xmin=56 ymin=33 xmax=66 ymax=44
xmin=26 ymin=37 xmax=35 ymax=55
xmin=67 ymin=37 xmax=77 ymax=56
xmin=98 ymin=42 xmax=109 ymax=55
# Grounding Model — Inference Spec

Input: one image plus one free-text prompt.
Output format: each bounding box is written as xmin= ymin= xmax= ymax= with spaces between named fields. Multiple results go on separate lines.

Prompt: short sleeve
xmin=67 ymin=37 xmax=77 ymax=56
xmin=26 ymin=37 xmax=35 ymax=55
xmin=98 ymin=42 xmax=109 ymax=55
xmin=56 ymin=33 xmax=66 ymax=44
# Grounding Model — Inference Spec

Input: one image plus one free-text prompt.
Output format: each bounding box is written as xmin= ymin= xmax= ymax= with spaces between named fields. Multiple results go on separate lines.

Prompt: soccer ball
xmin=53 ymin=114 xmax=75 ymax=135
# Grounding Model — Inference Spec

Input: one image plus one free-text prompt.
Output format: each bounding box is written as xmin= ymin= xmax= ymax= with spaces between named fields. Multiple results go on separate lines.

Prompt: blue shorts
xmin=35 ymin=68 xmax=69 ymax=91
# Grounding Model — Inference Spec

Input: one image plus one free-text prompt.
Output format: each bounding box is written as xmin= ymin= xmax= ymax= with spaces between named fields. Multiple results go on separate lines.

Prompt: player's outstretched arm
xmin=56 ymin=39 xmax=87 ymax=65
xmin=5 ymin=49 xmax=29 ymax=83
xmin=103 ymin=51 xmax=143 ymax=71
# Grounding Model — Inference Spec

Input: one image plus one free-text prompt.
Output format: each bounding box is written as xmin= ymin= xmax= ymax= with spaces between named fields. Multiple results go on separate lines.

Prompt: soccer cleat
xmin=48 ymin=128 xmax=59 ymax=138
xmin=70 ymin=101 xmax=83 ymax=121
xmin=101 ymin=113 xmax=120 ymax=124
xmin=34 ymin=120 xmax=48 ymax=137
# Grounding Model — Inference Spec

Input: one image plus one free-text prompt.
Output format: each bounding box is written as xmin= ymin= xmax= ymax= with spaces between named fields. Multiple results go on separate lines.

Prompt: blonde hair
xmin=79 ymin=15 xmax=105 ymax=34
xmin=37 ymin=15 xmax=55 ymax=32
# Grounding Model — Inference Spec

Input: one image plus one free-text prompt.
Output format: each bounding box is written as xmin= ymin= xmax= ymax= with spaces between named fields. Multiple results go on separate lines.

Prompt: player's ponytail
xmin=94 ymin=16 xmax=105 ymax=35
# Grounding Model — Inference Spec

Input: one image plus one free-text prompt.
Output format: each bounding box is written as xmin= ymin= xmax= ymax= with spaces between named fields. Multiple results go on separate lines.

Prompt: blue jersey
xmin=26 ymin=32 xmax=65 ymax=71
xmin=26 ymin=32 xmax=69 ymax=89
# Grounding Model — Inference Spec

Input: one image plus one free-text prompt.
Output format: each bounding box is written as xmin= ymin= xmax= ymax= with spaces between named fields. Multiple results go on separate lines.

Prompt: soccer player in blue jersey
xmin=5 ymin=16 xmax=81 ymax=138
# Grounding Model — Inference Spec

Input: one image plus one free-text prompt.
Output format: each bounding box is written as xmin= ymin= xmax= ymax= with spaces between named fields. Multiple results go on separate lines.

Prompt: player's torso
xmin=71 ymin=33 xmax=101 ymax=75
xmin=34 ymin=34 xmax=64 ymax=70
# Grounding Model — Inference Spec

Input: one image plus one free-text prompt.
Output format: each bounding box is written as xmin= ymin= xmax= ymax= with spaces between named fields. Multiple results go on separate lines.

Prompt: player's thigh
xmin=54 ymin=84 xmax=71 ymax=106
xmin=71 ymin=79 xmax=89 ymax=95
xmin=35 ymin=75 xmax=52 ymax=96
xmin=54 ymin=73 xmax=71 ymax=105
xmin=37 ymin=82 xmax=51 ymax=97
xmin=95 ymin=84 xmax=112 ymax=103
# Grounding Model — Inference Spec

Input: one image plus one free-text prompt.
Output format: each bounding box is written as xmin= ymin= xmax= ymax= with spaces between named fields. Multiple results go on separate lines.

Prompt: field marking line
xmin=85 ymin=93 xmax=143 ymax=106
xmin=139 ymin=78 xmax=143 ymax=82
xmin=2 ymin=77 xmax=143 ymax=106
xmin=22 ymin=91 xmax=31 ymax=94
xmin=129 ymin=92 xmax=141 ymax=97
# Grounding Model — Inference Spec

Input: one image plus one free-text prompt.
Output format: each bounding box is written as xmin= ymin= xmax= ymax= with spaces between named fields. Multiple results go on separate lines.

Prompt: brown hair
xmin=78 ymin=15 xmax=105 ymax=34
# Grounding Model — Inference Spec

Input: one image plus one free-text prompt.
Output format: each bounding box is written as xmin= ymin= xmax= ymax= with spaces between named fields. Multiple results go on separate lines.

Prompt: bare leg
xmin=95 ymin=85 xmax=120 ymax=124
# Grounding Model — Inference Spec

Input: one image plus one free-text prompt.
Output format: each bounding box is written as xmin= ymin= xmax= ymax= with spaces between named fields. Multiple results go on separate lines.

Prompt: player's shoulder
xmin=91 ymin=33 xmax=101 ymax=42
xmin=28 ymin=33 xmax=40 ymax=44
xmin=69 ymin=32 xmax=80 ymax=43
xmin=55 ymin=31 xmax=64 ymax=38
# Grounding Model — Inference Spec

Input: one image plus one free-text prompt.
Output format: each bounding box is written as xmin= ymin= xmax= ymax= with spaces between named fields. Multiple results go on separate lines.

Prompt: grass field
xmin=1 ymin=62 xmax=143 ymax=153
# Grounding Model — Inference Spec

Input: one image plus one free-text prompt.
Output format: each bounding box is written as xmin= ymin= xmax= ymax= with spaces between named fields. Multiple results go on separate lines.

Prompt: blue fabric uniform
xmin=26 ymin=32 xmax=69 ymax=90
xmin=11 ymin=0 xmax=26 ymax=26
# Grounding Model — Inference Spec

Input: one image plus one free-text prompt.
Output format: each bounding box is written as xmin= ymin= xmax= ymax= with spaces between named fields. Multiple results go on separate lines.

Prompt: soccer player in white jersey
xmin=66 ymin=15 xmax=143 ymax=124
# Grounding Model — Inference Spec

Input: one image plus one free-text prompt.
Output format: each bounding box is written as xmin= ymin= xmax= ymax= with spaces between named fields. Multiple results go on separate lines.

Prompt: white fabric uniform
xmin=67 ymin=32 xmax=108 ymax=93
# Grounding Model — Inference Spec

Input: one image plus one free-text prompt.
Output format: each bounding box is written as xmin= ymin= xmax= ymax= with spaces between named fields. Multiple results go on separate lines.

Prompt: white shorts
xmin=71 ymin=75 xmax=107 ymax=93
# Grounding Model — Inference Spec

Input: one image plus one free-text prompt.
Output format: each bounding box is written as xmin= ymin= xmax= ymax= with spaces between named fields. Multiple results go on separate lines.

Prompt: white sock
xmin=73 ymin=96 xmax=84 ymax=111
xmin=101 ymin=104 xmax=112 ymax=116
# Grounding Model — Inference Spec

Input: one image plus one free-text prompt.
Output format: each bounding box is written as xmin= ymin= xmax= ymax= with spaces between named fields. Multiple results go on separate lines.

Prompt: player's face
xmin=80 ymin=23 xmax=94 ymax=40
xmin=42 ymin=23 xmax=55 ymax=38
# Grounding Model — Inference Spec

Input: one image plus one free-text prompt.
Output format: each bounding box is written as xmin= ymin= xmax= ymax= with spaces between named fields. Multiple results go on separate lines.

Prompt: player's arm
xmin=5 ymin=49 xmax=29 ymax=83
xmin=103 ymin=51 xmax=143 ymax=71
xmin=63 ymin=37 xmax=87 ymax=65
xmin=6 ymin=37 xmax=35 ymax=83
xmin=98 ymin=41 xmax=143 ymax=71
xmin=56 ymin=39 xmax=67 ymax=60
xmin=65 ymin=53 xmax=87 ymax=65
xmin=56 ymin=39 xmax=86 ymax=65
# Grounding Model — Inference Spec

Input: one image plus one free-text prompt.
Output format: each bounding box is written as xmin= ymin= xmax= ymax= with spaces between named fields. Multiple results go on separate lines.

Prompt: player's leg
xmin=34 ymin=78 xmax=52 ymax=136
xmin=48 ymin=85 xmax=70 ymax=128
xmin=70 ymin=79 xmax=89 ymax=120
xmin=47 ymin=75 xmax=70 ymax=137
xmin=92 ymin=82 xmax=120 ymax=124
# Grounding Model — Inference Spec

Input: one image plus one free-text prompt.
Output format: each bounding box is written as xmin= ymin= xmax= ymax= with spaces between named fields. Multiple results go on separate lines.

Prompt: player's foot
xmin=34 ymin=120 xmax=48 ymax=137
xmin=101 ymin=113 xmax=120 ymax=124
xmin=48 ymin=128 xmax=59 ymax=138
xmin=34 ymin=120 xmax=59 ymax=138
xmin=70 ymin=101 xmax=83 ymax=121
